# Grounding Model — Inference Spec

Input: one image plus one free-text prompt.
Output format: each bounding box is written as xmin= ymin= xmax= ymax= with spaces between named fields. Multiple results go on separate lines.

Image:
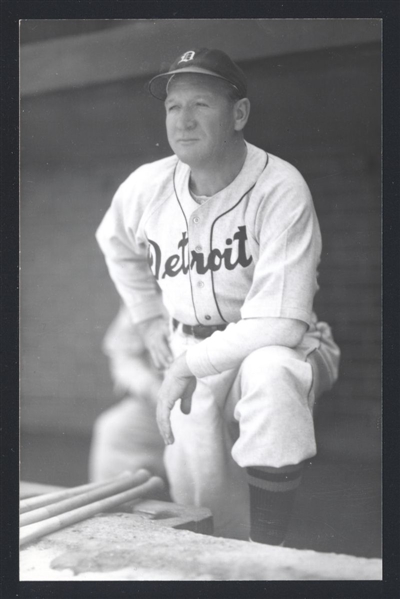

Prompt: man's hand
xmin=156 ymin=352 xmax=197 ymax=445
xmin=137 ymin=316 xmax=173 ymax=370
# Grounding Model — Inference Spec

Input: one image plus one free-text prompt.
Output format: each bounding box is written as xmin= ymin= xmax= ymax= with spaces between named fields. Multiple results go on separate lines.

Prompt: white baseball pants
xmin=89 ymin=323 xmax=339 ymax=539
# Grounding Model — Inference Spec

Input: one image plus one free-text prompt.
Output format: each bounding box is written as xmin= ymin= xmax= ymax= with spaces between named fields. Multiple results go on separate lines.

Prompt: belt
xmin=172 ymin=318 xmax=227 ymax=339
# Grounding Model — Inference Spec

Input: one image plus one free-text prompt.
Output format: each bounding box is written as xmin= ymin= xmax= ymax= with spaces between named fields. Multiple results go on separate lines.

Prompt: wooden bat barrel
xmin=20 ymin=475 xmax=165 ymax=546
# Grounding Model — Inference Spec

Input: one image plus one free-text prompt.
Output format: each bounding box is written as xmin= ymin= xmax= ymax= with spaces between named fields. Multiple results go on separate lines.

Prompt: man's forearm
xmin=185 ymin=317 xmax=307 ymax=378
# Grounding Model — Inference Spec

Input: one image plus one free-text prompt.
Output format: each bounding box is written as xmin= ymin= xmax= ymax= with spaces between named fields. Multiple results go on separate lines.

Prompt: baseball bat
xmin=20 ymin=475 xmax=165 ymax=547
xmin=20 ymin=472 xmax=136 ymax=514
xmin=20 ymin=469 xmax=151 ymax=527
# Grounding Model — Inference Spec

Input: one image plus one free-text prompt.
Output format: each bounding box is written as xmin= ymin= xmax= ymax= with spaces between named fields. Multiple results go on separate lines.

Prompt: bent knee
xmin=241 ymin=345 xmax=302 ymax=374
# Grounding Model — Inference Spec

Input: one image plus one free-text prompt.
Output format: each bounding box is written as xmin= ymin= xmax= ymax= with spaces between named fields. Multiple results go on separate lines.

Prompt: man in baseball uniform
xmin=96 ymin=48 xmax=340 ymax=544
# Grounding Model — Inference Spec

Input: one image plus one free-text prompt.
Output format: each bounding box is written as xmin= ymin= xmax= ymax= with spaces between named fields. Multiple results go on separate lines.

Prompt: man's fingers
xmin=158 ymin=337 xmax=173 ymax=364
xmin=180 ymin=396 xmax=192 ymax=414
xmin=153 ymin=354 xmax=170 ymax=371
xmin=156 ymin=368 xmax=196 ymax=444
xmin=180 ymin=378 xmax=196 ymax=414
xmin=156 ymin=395 xmax=176 ymax=445
xmin=150 ymin=349 xmax=162 ymax=370
xmin=150 ymin=336 xmax=173 ymax=370
xmin=150 ymin=344 xmax=171 ymax=371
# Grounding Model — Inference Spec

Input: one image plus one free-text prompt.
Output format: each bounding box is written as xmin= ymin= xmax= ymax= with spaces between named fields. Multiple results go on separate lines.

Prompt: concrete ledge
xmin=20 ymin=511 xmax=382 ymax=581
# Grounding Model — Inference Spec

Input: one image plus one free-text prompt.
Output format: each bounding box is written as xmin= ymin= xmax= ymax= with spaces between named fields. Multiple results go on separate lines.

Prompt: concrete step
xmin=20 ymin=511 xmax=381 ymax=581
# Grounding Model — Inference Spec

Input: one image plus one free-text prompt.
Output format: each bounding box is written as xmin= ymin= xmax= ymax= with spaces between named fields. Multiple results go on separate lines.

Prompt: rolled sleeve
xmin=185 ymin=339 xmax=220 ymax=378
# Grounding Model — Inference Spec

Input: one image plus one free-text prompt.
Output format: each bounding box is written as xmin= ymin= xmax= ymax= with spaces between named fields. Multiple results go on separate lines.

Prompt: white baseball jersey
xmin=96 ymin=141 xmax=325 ymax=378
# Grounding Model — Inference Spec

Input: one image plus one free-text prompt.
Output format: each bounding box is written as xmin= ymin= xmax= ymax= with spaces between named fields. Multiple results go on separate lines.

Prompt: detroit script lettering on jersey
xmin=148 ymin=225 xmax=253 ymax=280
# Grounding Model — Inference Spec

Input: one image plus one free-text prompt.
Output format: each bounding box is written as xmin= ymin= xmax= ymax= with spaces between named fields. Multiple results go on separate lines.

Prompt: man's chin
xmin=173 ymin=147 xmax=205 ymax=167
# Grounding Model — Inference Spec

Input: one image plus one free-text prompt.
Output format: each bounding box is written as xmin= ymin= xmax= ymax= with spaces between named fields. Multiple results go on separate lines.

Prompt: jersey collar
xmin=174 ymin=142 xmax=268 ymax=214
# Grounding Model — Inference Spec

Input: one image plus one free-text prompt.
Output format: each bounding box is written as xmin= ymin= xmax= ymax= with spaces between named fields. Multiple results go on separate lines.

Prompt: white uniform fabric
xmin=166 ymin=323 xmax=338 ymax=539
xmin=96 ymin=142 xmax=324 ymax=375
xmin=96 ymin=141 xmax=340 ymax=539
xmin=89 ymin=319 xmax=338 ymax=539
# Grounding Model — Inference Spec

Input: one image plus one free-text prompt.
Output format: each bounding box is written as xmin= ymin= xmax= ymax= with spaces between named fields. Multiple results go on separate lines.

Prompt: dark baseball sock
xmin=247 ymin=463 xmax=304 ymax=545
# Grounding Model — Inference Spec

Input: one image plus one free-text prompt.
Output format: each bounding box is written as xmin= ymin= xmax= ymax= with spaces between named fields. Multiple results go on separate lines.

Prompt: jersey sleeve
xmin=241 ymin=172 xmax=322 ymax=324
xmin=96 ymin=173 xmax=165 ymax=324
xmin=185 ymin=317 xmax=306 ymax=378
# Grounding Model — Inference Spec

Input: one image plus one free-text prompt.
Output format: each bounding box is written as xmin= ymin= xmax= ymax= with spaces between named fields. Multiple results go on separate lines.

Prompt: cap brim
xmin=148 ymin=67 xmax=239 ymax=100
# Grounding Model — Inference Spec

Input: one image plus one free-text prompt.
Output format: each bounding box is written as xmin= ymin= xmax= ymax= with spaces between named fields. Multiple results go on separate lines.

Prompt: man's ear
xmin=233 ymin=98 xmax=251 ymax=131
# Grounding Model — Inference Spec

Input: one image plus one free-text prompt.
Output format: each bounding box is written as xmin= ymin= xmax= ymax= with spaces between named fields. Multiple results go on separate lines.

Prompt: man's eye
xmin=167 ymin=105 xmax=178 ymax=112
xmin=196 ymin=102 xmax=208 ymax=107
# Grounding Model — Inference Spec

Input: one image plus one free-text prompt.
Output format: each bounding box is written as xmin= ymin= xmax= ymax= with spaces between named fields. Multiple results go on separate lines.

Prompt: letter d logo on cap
xmin=179 ymin=51 xmax=195 ymax=63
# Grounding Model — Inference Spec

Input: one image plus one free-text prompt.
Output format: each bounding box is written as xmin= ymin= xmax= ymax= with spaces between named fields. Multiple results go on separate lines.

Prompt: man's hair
xmin=223 ymin=82 xmax=245 ymax=104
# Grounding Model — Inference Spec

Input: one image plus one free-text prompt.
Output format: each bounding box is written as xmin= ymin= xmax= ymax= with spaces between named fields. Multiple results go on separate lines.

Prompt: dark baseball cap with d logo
xmin=148 ymin=48 xmax=247 ymax=101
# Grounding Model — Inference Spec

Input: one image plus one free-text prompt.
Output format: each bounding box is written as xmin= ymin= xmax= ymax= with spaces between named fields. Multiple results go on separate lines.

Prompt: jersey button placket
xmin=190 ymin=211 xmax=212 ymax=325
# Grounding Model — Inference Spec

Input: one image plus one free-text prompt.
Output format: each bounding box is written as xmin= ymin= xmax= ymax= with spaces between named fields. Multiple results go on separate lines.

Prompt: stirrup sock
xmin=247 ymin=463 xmax=304 ymax=545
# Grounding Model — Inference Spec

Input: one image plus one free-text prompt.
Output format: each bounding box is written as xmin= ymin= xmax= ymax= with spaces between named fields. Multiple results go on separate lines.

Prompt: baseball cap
xmin=148 ymin=48 xmax=247 ymax=101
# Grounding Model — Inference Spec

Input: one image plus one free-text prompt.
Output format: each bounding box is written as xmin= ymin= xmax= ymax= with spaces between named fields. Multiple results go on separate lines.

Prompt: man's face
xmin=165 ymin=74 xmax=238 ymax=168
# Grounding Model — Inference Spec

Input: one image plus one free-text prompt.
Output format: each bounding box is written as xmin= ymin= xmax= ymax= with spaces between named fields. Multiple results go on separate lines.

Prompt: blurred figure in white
xmin=89 ymin=303 xmax=168 ymax=496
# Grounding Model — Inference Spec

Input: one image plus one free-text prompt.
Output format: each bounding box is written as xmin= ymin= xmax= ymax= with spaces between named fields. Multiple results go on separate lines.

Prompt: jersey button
xmin=205 ymin=315 xmax=211 ymax=320
xmin=195 ymin=245 xmax=202 ymax=252
xmin=197 ymin=281 xmax=204 ymax=288
xmin=193 ymin=216 xmax=200 ymax=224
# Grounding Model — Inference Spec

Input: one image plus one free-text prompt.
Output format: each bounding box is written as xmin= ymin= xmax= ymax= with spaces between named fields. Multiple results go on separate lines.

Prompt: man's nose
xmin=178 ymin=107 xmax=196 ymax=129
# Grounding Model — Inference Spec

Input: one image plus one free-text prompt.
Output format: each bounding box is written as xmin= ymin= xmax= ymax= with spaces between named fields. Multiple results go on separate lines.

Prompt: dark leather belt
xmin=172 ymin=318 xmax=227 ymax=339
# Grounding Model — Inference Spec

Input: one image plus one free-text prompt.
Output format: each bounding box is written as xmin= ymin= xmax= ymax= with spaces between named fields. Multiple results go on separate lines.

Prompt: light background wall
xmin=20 ymin=20 xmax=381 ymax=464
